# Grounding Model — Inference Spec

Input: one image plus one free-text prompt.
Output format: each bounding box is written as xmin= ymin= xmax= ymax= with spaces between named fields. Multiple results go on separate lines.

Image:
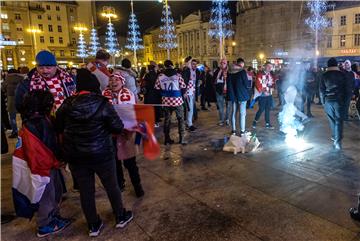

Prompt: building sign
xmin=340 ymin=49 xmax=358 ymax=54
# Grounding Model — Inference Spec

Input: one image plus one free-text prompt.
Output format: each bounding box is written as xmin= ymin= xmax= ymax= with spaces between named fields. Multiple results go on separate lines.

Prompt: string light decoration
xmin=102 ymin=6 xmax=119 ymax=55
xmin=88 ymin=19 xmax=101 ymax=56
xmin=208 ymin=0 xmax=234 ymax=59
xmin=126 ymin=0 xmax=144 ymax=65
xmin=158 ymin=0 xmax=177 ymax=59
xmin=74 ymin=26 xmax=88 ymax=63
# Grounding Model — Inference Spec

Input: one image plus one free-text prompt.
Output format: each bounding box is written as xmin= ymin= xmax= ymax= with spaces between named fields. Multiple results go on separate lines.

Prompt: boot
xmin=134 ymin=184 xmax=144 ymax=198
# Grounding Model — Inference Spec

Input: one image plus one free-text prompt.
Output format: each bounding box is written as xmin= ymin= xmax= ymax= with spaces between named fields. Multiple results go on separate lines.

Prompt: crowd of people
xmin=1 ymin=48 xmax=360 ymax=237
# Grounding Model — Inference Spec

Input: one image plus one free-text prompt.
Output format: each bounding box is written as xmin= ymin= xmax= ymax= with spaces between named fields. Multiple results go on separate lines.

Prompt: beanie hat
xmin=76 ymin=69 xmax=101 ymax=93
xmin=327 ymin=57 xmax=338 ymax=67
xmin=35 ymin=50 xmax=57 ymax=66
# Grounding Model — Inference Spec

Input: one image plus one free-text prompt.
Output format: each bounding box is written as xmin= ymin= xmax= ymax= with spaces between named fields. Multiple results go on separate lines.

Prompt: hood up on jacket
xmin=163 ymin=68 xmax=178 ymax=77
xmin=117 ymin=66 xmax=137 ymax=78
xmin=228 ymin=64 xmax=243 ymax=74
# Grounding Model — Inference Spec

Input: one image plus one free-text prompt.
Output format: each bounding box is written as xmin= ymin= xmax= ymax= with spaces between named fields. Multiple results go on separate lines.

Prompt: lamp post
xmin=102 ymin=6 xmax=118 ymax=66
xmin=27 ymin=27 xmax=41 ymax=60
xmin=74 ymin=25 xmax=88 ymax=63
xmin=259 ymin=53 xmax=265 ymax=64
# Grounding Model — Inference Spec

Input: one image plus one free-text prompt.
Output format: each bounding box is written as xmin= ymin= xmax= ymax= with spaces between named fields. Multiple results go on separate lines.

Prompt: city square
xmin=1 ymin=0 xmax=360 ymax=240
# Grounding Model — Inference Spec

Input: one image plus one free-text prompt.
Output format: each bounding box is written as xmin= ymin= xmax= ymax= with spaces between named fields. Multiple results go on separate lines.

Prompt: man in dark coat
xmin=320 ymin=58 xmax=348 ymax=150
xmin=143 ymin=62 xmax=161 ymax=126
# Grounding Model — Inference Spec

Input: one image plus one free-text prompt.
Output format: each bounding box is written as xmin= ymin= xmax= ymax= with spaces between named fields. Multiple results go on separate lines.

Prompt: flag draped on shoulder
xmin=113 ymin=104 xmax=160 ymax=160
xmin=12 ymin=127 xmax=60 ymax=219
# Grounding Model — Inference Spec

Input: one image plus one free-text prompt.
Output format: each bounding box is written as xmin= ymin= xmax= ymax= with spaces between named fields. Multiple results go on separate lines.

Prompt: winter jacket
xmin=143 ymin=69 xmax=161 ymax=104
xmin=342 ymin=70 xmax=355 ymax=98
xmin=213 ymin=68 xmax=228 ymax=96
xmin=4 ymin=73 xmax=24 ymax=97
xmin=117 ymin=67 xmax=138 ymax=99
xmin=15 ymin=71 xmax=32 ymax=116
xmin=320 ymin=67 xmax=347 ymax=104
xmin=305 ymin=70 xmax=317 ymax=95
xmin=55 ymin=92 xmax=124 ymax=165
xmin=182 ymin=67 xmax=200 ymax=96
xmin=227 ymin=64 xmax=250 ymax=102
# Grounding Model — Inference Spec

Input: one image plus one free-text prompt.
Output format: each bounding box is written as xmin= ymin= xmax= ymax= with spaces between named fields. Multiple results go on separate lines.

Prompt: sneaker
xmin=37 ymin=217 xmax=71 ymax=238
xmin=252 ymin=120 xmax=257 ymax=129
xmin=154 ymin=123 xmax=160 ymax=128
xmin=240 ymin=131 xmax=246 ymax=136
xmin=349 ymin=208 xmax=360 ymax=222
xmin=54 ymin=215 xmax=72 ymax=227
xmin=334 ymin=143 xmax=342 ymax=150
xmin=231 ymin=130 xmax=236 ymax=135
xmin=88 ymin=217 xmax=103 ymax=237
xmin=265 ymin=123 xmax=275 ymax=129
xmin=217 ymin=121 xmax=224 ymax=126
xmin=115 ymin=209 xmax=133 ymax=228
xmin=188 ymin=126 xmax=196 ymax=132
xmin=225 ymin=120 xmax=230 ymax=126
xmin=179 ymin=136 xmax=188 ymax=145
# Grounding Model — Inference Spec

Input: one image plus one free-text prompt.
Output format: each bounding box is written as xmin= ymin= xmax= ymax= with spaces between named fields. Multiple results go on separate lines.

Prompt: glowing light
xmin=285 ymin=136 xmax=307 ymax=149
xmin=69 ymin=61 xmax=73 ymax=66
xmin=27 ymin=28 xmax=41 ymax=33
xmin=232 ymin=41 xmax=236 ymax=46
xmin=316 ymin=50 xmax=320 ymax=56
xmin=20 ymin=57 xmax=26 ymax=61
xmin=126 ymin=12 xmax=144 ymax=51
xmin=159 ymin=60 xmax=163 ymax=64
xmin=208 ymin=0 xmax=234 ymax=41
xmin=102 ymin=7 xmax=119 ymax=55
xmin=158 ymin=2 xmax=177 ymax=50
xmin=32 ymin=61 xmax=36 ymax=65
xmin=74 ymin=26 xmax=88 ymax=59
xmin=88 ymin=24 xmax=100 ymax=56
xmin=259 ymin=53 xmax=264 ymax=59
xmin=305 ymin=0 xmax=329 ymax=33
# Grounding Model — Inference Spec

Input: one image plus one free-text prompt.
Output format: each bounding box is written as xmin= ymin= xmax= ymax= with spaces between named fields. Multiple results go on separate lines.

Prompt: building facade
xmin=321 ymin=2 xmax=360 ymax=59
xmin=0 ymin=1 xmax=95 ymax=70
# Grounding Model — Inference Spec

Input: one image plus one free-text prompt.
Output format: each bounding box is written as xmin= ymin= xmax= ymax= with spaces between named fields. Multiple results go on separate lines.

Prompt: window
xmin=70 ymin=16 xmax=74 ymax=22
xmin=56 ymin=6 xmax=60 ymax=11
xmin=58 ymin=25 xmax=62 ymax=32
xmin=70 ymin=50 xmax=75 ymax=56
xmin=2 ymin=23 xmax=9 ymax=30
xmin=15 ymin=13 xmax=21 ymax=20
xmin=16 ymin=27 xmax=23 ymax=31
xmin=17 ymin=38 xmax=24 ymax=44
xmin=46 ymin=5 xmax=50 ymax=10
xmin=328 ymin=17 xmax=333 ymax=27
xmin=37 ymin=15 xmax=42 ymax=20
xmin=326 ymin=36 xmax=332 ymax=48
xmin=69 ymin=8 xmax=73 ymax=13
xmin=48 ymin=25 xmax=53 ymax=32
xmin=355 ymin=34 xmax=360 ymax=46
xmin=50 ymin=36 xmax=54 ymax=43
xmin=38 ymin=24 xmax=43 ymax=31
xmin=57 ymin=15 xmax=61 ymax=21
xmin=60 ymin=50 xmax=65 ymax=56
xmin=40 ymin=36 xmax=45 ymax=43
xmin=36 ymin=4 xmax=41 ymax=9
xmin=48 ymin=15 xmax=51 ymax=20
xmin=340 ymin=35 xmax=346 ymax=47
xmin=1 ymin=13 xmax=8 ymax=19
xmin=340 ymin=16 xmax=346 ymax=26
xmin=71 ymin=38 xmax=76 ymax=45
xmin=355 ymin=14 xmax=360 ymax=24
xmin=59 ymin=37 xmax=63 ymax=44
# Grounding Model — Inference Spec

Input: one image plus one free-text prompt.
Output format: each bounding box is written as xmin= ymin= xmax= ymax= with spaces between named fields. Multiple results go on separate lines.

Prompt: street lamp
xmin=74 ymin=25 xmax=88 ymax=63
xmin=27 ymin=27 xmax=41 ymax=58
xmin=232 ymin=41 xmax=236 ymax=46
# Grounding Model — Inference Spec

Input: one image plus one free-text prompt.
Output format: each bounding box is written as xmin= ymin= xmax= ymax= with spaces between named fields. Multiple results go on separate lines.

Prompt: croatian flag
xmin=12 ymin=127 xmax=59 ymax=219
xmin=113 ymin=104 xmax=160 ymax=160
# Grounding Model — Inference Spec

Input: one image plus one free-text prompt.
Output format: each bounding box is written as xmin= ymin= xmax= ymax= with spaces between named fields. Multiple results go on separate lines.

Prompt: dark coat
xmin=213 ymin=68 xmax=227 ymax=96
xmin=342 ymin=70 xmax=355 ymax=98
xmin=143 ymin=69 xmax=161 ymax=104
xmin=227 ymin=65 xmax=250 ymax=102
xmin=55 ymin=92 xmax=124 ymax=165
xmin=320 ymin=67 xmax=347 ymax=104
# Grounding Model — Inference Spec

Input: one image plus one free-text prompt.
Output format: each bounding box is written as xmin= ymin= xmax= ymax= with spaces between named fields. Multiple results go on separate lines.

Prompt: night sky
xmin=95 ymin=1 xmax=237 ymax=36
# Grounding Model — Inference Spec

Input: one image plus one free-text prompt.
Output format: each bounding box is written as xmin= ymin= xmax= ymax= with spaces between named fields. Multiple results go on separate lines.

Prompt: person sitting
xmin=55 ymin=69 xmax=133 ymax=237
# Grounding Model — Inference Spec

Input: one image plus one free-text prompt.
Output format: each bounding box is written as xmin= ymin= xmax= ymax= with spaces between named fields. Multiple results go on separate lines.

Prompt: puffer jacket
xmin=55 ymin=92 xmax=124 ymax=165
xmin=117 ymin=67 xmax=138 ymax=99
xmin=227 ymin=64 xmax=250 ymax=102
xmin=320 ymin=67 xmax=347 ymax=104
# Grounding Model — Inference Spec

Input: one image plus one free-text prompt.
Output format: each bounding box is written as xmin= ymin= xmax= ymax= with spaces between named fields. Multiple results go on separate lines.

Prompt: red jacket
xmin=255 ymin=71 xmax=277 ymax=96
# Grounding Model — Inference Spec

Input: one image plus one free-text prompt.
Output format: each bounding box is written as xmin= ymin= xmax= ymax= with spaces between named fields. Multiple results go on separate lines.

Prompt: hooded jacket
xmin=227 ymin=64 xmax=250 ymax=102
xmin=117 ymin=66 xmax=138 ymax=99
xmin=320 ymin=66 xmax=347 ymax=104
xmin=55 ymin=92 xmax=124 ymax=164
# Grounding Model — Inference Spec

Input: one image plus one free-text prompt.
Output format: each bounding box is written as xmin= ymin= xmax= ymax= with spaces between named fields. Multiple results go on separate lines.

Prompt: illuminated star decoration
xmin=76 ymin=31 xmax=88 ymax=59
xmin=105 ymin=21 xmax=119 ymax=55
xmin=208 ymin=0 xmax=234 ymax=41
xmin=88 ymin=25 xmax=101 ymax=56
xmin=158 ymin=3 xmax=177 ymax=50
xmin=126 ymin=12 xmax=144 ymax=51
xmin=305 ymin=0 xmax=329 ymax=32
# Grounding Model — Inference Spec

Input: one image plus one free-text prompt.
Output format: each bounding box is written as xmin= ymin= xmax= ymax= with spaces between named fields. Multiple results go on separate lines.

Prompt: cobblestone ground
xmin=1 ymin=101 xmax=360 ymax=241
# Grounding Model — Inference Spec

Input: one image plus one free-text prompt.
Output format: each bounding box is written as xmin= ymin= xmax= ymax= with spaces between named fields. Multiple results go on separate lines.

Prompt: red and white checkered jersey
xmin=155 ymin=73 xmax=186 ymax=107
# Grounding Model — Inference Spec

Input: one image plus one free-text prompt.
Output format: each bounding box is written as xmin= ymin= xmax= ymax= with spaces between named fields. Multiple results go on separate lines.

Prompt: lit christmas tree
xmin=126 ymin=1 xmax=143 ymax=65
xmin=75 ymin=27 xmax=88 ymax=63
xmin=208 ymin=0 xmax=234 ymax=59
xmin=88 ymin=20 xmax=101 ymax=56
xmin=105 ymin=19 xmax=119 ymax=55
xmin=305 ymin=0 xmax=329 ymax=66
xmin=158 ymin=0 xmax=177 ymax=60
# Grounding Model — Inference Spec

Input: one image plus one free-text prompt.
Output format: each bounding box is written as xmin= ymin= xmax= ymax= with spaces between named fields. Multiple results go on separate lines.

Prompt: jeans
xmin=37 ymin=169 xmax=63 ymax=227
xmin=216 ymin=93 xmax=230 ymax=123
xmin=9 ymin=112 xmax=17 ymax=134
xmin=324 ymin=101 xmax=343 ymax=145
xmin=231 ymin=101 xmax=247 ymax=132
xmin=343 ymin=96 xmax=352 ymax=120
xmin=186 ymin=95 xmax=195 ymax=127
xmin=70 ymin=160 xmax=124 ymax=225
xmin=254 ymin=96 xmax=272 ymax=124
xmin=164 ymin=105 xmax=185 ymax=139
xmin=306 ymin=93 xmax=313 ymax=115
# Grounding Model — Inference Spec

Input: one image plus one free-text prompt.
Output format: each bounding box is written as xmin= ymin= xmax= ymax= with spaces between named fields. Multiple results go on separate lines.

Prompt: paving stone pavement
xmin=1 ymin=102 xmax=360 ymax=241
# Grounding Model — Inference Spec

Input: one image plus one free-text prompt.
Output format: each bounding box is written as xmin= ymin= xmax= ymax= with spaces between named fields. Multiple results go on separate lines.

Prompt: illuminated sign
xmin=340 ymin=49 xmax=358 ymax=54
xmin=0 ymin=40 xmax=17 ymax=46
